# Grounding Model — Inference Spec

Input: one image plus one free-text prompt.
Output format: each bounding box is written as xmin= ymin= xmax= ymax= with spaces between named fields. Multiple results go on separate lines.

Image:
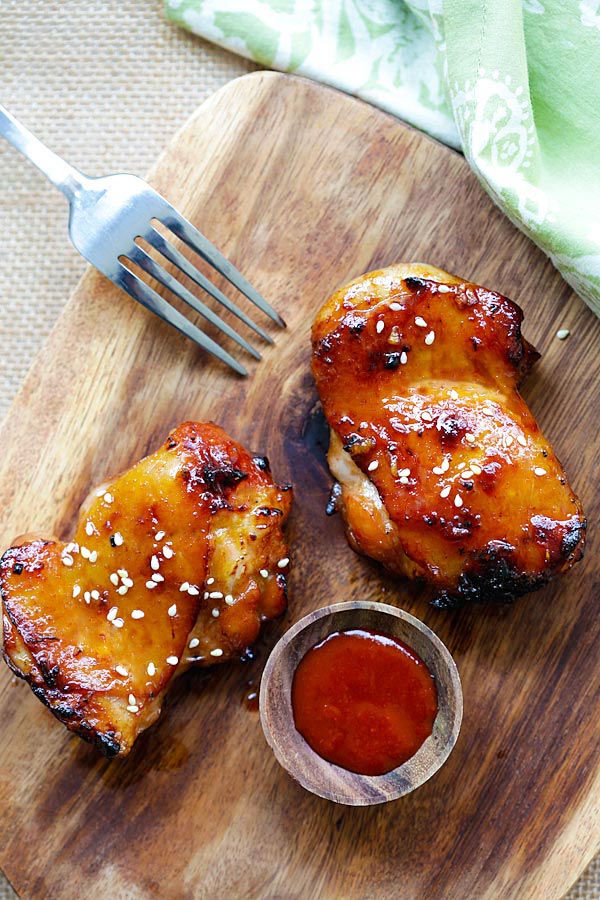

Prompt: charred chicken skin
xmin=1 ymin=422 xmax=291 ymax=757
xmin=312 ymin=263 xmax=585 ymax=607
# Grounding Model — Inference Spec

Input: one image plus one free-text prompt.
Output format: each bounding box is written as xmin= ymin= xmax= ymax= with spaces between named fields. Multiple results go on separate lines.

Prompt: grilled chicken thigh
xmin=1 ymin=422 xmax=291 ymax=756
xmin=312 ymin=263 xmax=585 ymax=607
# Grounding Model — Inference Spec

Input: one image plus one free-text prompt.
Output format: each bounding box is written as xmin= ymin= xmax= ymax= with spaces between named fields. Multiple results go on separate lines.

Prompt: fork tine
xmin=115 ymin=264 xmax=248 ymax=376
xmin=145 ymin=226 xmax=274 ymax=345
xmin=160 ymin=207 xmax=286 ymax=328
xmin=127 ymin=245 xmax=261 ymax=361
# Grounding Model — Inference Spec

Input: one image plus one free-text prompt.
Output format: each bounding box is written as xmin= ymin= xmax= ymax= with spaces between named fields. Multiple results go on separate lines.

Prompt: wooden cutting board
xmin=0 ymin=72 xmax=598 ymax=900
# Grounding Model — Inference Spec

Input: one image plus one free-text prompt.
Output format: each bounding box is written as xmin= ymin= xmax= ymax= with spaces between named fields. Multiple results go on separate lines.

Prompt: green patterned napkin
xmin=166 ymin=0 xmax=600 ymax=315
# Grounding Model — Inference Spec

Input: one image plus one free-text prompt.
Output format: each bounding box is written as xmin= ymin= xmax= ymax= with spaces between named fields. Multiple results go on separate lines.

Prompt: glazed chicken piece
xmin=1 ymin=422 xmax=291 ymax=756
xmin=312 ymin=263 xmax=585 ymax=607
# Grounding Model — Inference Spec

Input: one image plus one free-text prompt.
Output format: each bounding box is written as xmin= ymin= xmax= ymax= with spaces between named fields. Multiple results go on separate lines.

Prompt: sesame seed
xmin=85 ymin=522 xmax=94 ymax=537
xmin=433 ymin=466 xmax=444 ymax=475
xmin=470 ymin=463 xmax=482 ymax=474
xmin=398 ymin=468 xmax=411 ymax=478
xmin=166 ymin=656 xmax=179 ymax=666
xmin=209 ymin=591 xmax=224 ymax=599
xmin=483 ymin=408 xmax=495 ymax=416
xmin=505 ymin=435 xmax=514 ymax=447
xmin=225 ymin=595 xmax=235 ymax=606
xmin=117 ymin=585 xmax=128 ymax=596
xmin=210 ymin=649 xmax=224 ymax=658
xmin=65 ymin=542 xmax=79 ymax=554
xmin=517 ymin=435 xmax=527 ymax=447
xmin=89 ymin=550 xmax=98 ymax=564
xmin=189 ymin=638 xmax=200 ymax=649
xmin=211 ymin=608 xmax=220 ymax=618
xmin=415 ymin=316 xmax=428 ymax=328
xmin=187 ymin=586 xmax=200 ymax=596
xmin=147 ymin=662 xmax=156 ymax=676
xmin=155 ymin=530 xmax=165 ymax=541
xmin=113 ymin=618 xmax=124 ymax=628
xmin=72 ymin=585 xmax=81 ymax=598
xmin=163 ymin=545 xmax=174 ymax=559
xmin=278 ymin=558 xmax=290 ymax=568
xmin=399 ymin=476 xmax=409 ymax=485
xmin=440 ymin=485 xmax=451 ymax=498
xmin=441 ymin=458 xmax=450 ymax=473
xmin=454 ymin=494 xmax=463 ymax=508
xmin=422 ymin=411 xmax=433 ymax=422
xmin=128 ymin=693 xmax=136 ymax=706
xmin=109 ymin=573 xmax=119 ymax=586
xmin=168 ymin=604 xmax=177 ymax=617
xmin=388 ymin=326 xmax=401 ymax=345
xmin=150 ymin=555 xmax=160 ymax=571
xmin=206 ymin=577 xmax=215 ymax=585
xmin=84 ymin=591 xmax=91 ymax=603
xmin=113 ymin=533 xmax=124 ymax=547
xmin=437 ymin=284 xmax=451 ymax=293
xmin=127 ymin=705 xmax=139 ymax=714
xmin=91 ymin=590 xmax=100 ymax=601
xmin=122 ymin=577 xmax=134 ymax=588
xmin=424 ymin=330 xmax=435 ymax=345
xmin=80 ymin=546 xmax=90 ymax=559
xmin=107 ymin=606 xmax=118 ymax=621
xmin=534 ymin=467 xmax=547 ymax=477
xmin=150 ymin=573 xmax=163 ymax=583
xmin=145 ymin=581 xmax=157 ymax=589
xmin=131 ymin=609 xmax=145 ymax=619
xmin=457 ymin=462 xmax=465 ymax=470
xmin=103 ymin=493 xmax=114 ymax=504
xmin=259 ymin=569 xmax=269 ymax=578
xmin=117 ymin=568 xmax=128 ymax=578
xmin=450 ymin=389 xmax=459 ymax=400
xmin=465 ymin=434 xmax=476 ymax=444
xmin=203 ymin=591 xmax=209 ymax=599
xmin=556 ymin=329 xmax=570 ymax=340
xmin=376 ymin=320 xmax=385 ymax=334
xmin=389 ymin=302 xmax=402 ymax=311
xmin=367 ymin=460 xmax=379 ymax=472
xmin=179 ymin=581 xmax=190 ymax=592
xmin=115 ymin=666 xmax=128 ymax=677
xmin=62 ymin=555 xmax=74 ymax=567
xmin=462 ymin=470 xmax=473 ymax=478
xmin=399 ymin=351 xmax=409 ymax=366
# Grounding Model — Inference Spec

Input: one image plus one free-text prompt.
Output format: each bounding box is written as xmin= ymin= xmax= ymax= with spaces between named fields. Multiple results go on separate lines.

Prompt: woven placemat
xmin=0 ymin=2 xmax=597 ymax=898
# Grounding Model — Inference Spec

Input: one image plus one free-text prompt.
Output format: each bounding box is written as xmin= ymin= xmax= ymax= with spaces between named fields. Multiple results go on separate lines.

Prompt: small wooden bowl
xmin=260 ymin=601 xmax=463 ymax=806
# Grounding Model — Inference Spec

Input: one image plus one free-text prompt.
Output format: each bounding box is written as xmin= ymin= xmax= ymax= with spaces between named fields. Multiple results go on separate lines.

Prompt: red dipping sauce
xmin=291 ymin=629 xmax=438 ymax=776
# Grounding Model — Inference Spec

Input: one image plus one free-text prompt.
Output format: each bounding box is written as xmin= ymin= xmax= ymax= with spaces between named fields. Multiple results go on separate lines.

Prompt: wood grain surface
xmin=0 ymin=72 xmax=598 ymax=900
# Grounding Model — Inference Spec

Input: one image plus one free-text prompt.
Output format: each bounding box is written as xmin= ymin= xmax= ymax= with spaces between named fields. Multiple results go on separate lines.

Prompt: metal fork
xmin=0 ymin=105 xmax=284 ymax=376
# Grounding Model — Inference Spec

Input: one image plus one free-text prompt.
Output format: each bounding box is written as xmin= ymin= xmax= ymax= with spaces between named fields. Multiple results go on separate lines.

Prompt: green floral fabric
xmin=166 ymin=0 xmax=600 ymax=315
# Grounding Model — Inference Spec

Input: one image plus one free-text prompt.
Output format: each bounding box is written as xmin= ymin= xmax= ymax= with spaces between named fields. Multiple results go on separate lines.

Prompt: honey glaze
xmin=292 ymin=629 xmax=438 ymax=776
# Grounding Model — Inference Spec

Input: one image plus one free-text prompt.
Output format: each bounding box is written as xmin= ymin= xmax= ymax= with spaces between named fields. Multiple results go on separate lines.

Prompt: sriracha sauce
xmin=292 ymin=629 xmax=438 ymax=776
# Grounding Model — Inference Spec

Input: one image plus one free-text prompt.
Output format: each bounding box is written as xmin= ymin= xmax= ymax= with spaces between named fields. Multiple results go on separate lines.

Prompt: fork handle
xmin=0 ymin=104 xmax=86 ymax=199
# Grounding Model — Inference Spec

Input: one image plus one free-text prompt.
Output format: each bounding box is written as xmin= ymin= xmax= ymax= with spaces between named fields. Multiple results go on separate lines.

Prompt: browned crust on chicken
xmin=1 ymin=422 xmax=291 ymax=756
xmin=312 ymin=263 xmax=586 ymax=607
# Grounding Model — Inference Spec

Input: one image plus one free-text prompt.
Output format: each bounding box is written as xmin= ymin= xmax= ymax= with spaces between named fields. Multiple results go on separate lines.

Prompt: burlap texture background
xmin=0 ymin=1 xmax=597 ymax=897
